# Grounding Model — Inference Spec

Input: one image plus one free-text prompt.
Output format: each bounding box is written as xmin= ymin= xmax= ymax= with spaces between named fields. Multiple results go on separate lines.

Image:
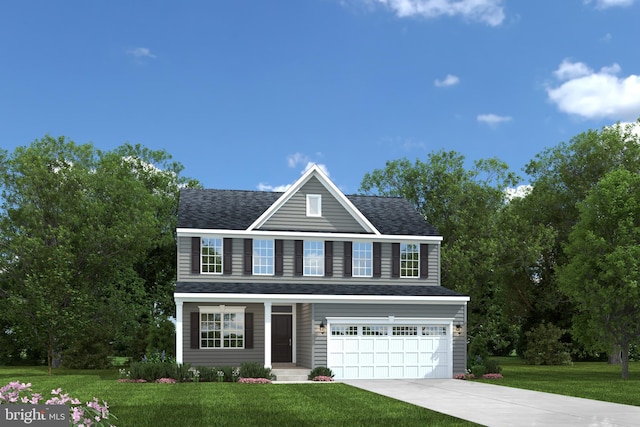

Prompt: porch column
xmin=175 ymin=299 xmax=183 ymax=364
xmin=264 ymin=301 xmax=272 ymax=368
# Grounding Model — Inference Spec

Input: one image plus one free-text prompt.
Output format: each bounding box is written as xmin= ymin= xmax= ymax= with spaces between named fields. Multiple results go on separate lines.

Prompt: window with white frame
xmin=201 ymin=238 xmax=223 ymax=274
xmin=200 ymin=306 xmax=245 ymax=349
xmin=304 ymin=240 xmax=324 ymax=276
xmin=253 ymin=239 xmax=274 ymax=275
xmin=400 ymin=243 xmax=419 ymax=277
xmin=306 ymin=194 xmax=322 ymax=217
xmin=352 ymin=242 xmax=372 ymax=277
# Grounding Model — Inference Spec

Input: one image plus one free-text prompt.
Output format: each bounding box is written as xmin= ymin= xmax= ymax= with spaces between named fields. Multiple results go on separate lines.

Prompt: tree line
xmin=0 ymin=136 xmax=199 ymax=373
xmin=2 ymin=123 xmax=640 ymax=379
xmin=360 ymin=120 xmax=640 ymax=379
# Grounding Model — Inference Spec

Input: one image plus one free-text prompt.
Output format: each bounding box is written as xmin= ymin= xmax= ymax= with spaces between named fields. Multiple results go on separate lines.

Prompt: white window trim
xmin=352 ymin=241 xmax=373 ymax=278
xmin=252 ymin=239 xmax=274 ymax=276
xmin=306 ymin=194 xmax=322 ymax=217
xmin=201 ymin=237 xmax=223 ymax=275
xmin=198 ymin=305 xmax=246 ymax=350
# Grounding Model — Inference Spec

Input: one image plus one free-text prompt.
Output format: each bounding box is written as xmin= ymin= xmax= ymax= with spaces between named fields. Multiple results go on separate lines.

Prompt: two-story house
xmin=174 ymin=165 xmax=469 ymax=379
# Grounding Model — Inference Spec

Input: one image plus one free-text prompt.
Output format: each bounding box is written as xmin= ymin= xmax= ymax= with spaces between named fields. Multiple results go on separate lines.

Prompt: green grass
xmin=0 ymin=367 xmax=477 ymax=427
xmin=483 ymin=357 xmax=640 ymax=406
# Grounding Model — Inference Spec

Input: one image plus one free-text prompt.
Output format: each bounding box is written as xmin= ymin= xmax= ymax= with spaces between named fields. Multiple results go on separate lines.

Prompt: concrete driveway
xmin=342 ymin=379 xmax=640 ymax=427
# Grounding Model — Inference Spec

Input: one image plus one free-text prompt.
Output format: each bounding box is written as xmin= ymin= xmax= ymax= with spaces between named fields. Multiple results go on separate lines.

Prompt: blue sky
xmin=1 ymin=0 xmax=639 ymax=193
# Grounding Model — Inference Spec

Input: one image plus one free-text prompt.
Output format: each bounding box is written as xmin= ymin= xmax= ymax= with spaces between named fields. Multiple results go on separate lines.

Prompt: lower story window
xmin=200 ymin=306 xmax=245 ymax=349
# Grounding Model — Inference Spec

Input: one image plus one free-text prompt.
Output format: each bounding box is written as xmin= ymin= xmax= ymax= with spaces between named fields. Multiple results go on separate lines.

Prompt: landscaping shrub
xmin=523 ymin=322 xmax=572 ymax=365
xmin=470 ymin=364 xmax=487 ymax=377
xmin=308 ymin=366 xmax=334 ymax=380
xmin=239 ymin=362 xmax=274 ymax=380
xmin=195 ymin=366 xmax=218 ymax=382
xmin=482 ymin=358 xmax=502 ymax=374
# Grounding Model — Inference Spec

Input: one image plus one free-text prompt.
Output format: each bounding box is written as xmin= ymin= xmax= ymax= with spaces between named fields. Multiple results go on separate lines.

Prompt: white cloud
xmin=287 ymin=152 xmax=309 ymax=168
xmin=126 ymin=47 xmax=156 ymax=59
xmin=256 ymin=162 xmax=330 ymax=192
xmin=547 ymin=59 xmax=640 ymax=120
xmin=505 ymin=184 xmax=532 ymax=201
xmin=434 ymin=74 xmax=460 ymax=87
xmin=370 ymin=0 xmax=505 ymax=26
xmin=585 ymin=0 xmax=636 ymax=9
xmin=477 ymin=114 xmax=512 ymax=126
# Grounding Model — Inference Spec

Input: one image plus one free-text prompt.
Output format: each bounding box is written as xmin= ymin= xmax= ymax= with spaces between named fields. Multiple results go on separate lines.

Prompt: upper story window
xmin=202 ymin=238 xmax=223 ymax=274
xmin=353 ymin=242 xmax=372 ymax=277
xmin=400 ymin=243 xmax=419 ymax=277
xmin=304 ymin=240 xmax=324 ymax=276
xmin=306 ymin=194 xmax=322 ymax=217
xmin=253 ymin=239 xmax=274 ymax=275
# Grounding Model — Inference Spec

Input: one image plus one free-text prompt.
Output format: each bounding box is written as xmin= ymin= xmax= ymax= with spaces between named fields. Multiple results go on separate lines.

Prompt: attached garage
xmin=327 ymin=318 xmax=453 ymax=379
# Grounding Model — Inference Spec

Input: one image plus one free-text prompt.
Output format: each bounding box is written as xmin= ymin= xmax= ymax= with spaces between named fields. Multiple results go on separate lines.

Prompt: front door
xmin=272 ymin=314 xmax=292 ymax=363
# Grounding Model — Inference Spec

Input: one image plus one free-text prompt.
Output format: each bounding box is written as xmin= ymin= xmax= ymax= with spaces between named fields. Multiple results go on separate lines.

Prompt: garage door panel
xmin=328 ymin=322 xmax=451 ymax=380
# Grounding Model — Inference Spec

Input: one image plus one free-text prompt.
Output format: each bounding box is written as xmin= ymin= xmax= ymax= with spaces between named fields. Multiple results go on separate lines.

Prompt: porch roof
xmin=175 ymin=282 xmax=465 ymax=297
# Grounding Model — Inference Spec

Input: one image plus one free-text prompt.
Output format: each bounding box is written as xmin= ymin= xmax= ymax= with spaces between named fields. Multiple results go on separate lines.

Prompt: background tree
xmin=558 ymin=168 xmax=640 ymax=379
xmin=0 ymin=136 xmax=198 ymax=371
xmin=360 ymin=151 xmax=520 ymax=355
xmin=513 ymin=121 xmax=640 ymax=360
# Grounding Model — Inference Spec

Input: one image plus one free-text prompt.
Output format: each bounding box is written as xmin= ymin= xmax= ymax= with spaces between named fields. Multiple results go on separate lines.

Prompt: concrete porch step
xmin=271 ymin=367 xmax=311 ymax=382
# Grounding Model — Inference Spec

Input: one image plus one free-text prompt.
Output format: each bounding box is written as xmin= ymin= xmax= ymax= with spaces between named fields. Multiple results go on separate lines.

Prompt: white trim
xmin=175 ymin=293 xmax=469 ymax=305
xmin=264 ymin=302 xmax=272 ymax=368
xmin=175 ymin=300 xmax=183 ymax=364
xmin=177 ymin=228 xmax=443 ymax=243
xmin=326 ymin=316 xmax=455 ymax=325
xmin=246 ymin=165 xmax=381 ymax=235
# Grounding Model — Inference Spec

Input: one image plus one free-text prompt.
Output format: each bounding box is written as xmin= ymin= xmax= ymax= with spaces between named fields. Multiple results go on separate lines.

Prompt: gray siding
xmin=312 ymin=303 xmax=466 ymax=375
xmin=182 ymin=302 xmax=264 ymax=366
xmin=261 ymin=177 xmax=367 ymax=233
xmin=178 ymin=236 xmax=441 ymax=286
xmin=296 ymin=303 xmax=312 ymax=368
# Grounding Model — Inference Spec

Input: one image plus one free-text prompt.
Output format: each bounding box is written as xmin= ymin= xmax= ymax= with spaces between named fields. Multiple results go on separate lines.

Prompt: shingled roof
xmin=178 ymin=188 xmax=439 ymax=236
xmin=175 ymin=282 xmax=462 ymax=297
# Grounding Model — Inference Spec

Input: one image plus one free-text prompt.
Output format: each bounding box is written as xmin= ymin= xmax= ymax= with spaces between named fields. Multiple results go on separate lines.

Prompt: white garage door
xmin=327 ymin=322 xmax=451 ymax=379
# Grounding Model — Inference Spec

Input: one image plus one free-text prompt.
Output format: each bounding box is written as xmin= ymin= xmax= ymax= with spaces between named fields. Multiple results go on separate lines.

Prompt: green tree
xmin=360 ymin=151 xmax=520 ymax=353
xmin=0 ymin=136 xmax=198 ymax=372
xmin=558 ymin=168 xmax=640 ymax=379
xmin=515 ymin=121 xmax=640 ymax=359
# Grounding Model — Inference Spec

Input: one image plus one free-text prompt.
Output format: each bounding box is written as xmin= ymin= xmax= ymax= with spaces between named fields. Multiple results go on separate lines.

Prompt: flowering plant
xmin=0 ymin=381 xmax=117 ymax=427
xmin=481 ymin=373 xmax=503 ymax=379
xmin=311 ymin=376 xmax=334 ymax=382
xmin=154 ymin=378 xmax=176 ymax=384
xmin=237 ymin=378 xmax=272 ymax=384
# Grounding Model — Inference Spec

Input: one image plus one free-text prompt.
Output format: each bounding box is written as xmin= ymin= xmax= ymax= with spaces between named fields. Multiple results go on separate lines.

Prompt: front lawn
xmin=486 ymin=357 xmax=640 ymax=406
xmin=0 ymin=367 xmax=477 ymax=427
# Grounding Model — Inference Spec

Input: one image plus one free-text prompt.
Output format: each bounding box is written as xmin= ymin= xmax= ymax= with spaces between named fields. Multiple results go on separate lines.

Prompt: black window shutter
xmin=223 ymin=238 xmax=233 ymax=274
xmin=294 ymin=240 xmax=303 ymax=276
xmin=244 ymin=239 xmax=252 ymax=275
xmin=275 ymin=239 xmax=284 ymax=276
xmin=420 ymin=243 xmax=429 ymax=278
xmin=391 ymin=243 xmax=400 ymax=278
xmin=373 ymin=242 xmax=382 ymax=278
xmin=325 ymin=241 xmax=333 ymax=277
xmin=245 ymin=312 xmax=254 ymax=349
xmin=190 ymin=311 xmax=200 ymax=349
xmin=191 ymin=237 xmax=200 ymax=274
xmin=343 ymin=241 xmax=352 ymax=277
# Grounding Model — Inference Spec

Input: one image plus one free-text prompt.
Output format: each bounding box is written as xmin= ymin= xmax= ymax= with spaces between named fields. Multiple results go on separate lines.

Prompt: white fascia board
xmin=176 ymin=228 xmax=443 ymax=243
xmin=246 ymin=165 xmax=380 ymax=235
xmin=326 ymin=317 xmax=455 ymax=325
xmin=174 ymin=293 xmax=469 ymax=304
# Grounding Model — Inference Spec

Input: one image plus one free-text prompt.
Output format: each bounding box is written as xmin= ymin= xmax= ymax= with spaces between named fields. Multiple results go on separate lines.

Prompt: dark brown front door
xmin=272 ymin=314 xmax=292 ymax=363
